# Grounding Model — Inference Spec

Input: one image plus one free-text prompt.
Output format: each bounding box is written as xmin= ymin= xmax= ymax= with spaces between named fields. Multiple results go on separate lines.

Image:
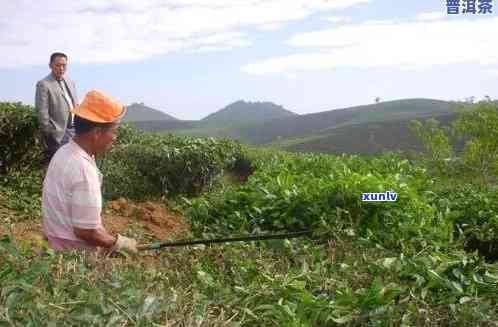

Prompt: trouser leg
xmin=44 ymin=135 xmax=60 ymax=164
xmin=60 ymin=128 xmax=75 ymax=146
xmin=44 ymin=128 xmax=75 ymax=163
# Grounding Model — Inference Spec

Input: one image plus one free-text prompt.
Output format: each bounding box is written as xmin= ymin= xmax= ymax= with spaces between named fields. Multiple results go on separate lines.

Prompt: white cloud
xmin=197 ymin=32 xmax=248 ymax=45
xmin=257 ymin=23 xmax=284 ymax=31
xmin=192 ymin=38 xmax=252 ymax=53
xmin=416 ymin=12 xmax=446 ymax=21
xmin=360 ymin=19 xmax=396 ymax=25
xmin=242 ymin=17 xmax=498 ymax=75
xmin=0 ymin=0 xmax=371 ymax=68
xmin=242 ymin=53 xmax=335 ymax=75
xmin=325 ymin=16 xmax=351 ymax=23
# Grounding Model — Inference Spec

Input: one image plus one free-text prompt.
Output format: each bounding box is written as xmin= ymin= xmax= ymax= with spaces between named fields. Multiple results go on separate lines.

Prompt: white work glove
xmin=113 ymin=234 xmax=138 ymax=254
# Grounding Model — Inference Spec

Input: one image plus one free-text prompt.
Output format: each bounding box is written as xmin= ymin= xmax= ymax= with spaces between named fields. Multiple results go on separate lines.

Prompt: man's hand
xmin=74 ymin=227 xmax=116 ymax=248
xmin=114 ymin=234 xmax=138 ymax=254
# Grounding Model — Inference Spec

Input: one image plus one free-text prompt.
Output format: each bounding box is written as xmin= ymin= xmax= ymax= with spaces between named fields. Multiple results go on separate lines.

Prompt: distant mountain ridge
xmin=201 ymin=100 xmax=297 ymax=125
xmin=281 ymin=113 xmax=459 ymax=155
xmin=123 ymin=102 xmax=178 ymax=122
xmin=127 ymin=98 xmax=461 ymax=155
xmin=236 ymin=98 xmax=456 ymax=145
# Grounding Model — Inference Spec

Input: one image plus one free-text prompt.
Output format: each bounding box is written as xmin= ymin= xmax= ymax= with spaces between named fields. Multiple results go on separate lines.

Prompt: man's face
xmin=94 ymin=124 xmax=119 ymax=155
xmin=49 ymin=56 xmax=67 ymax=80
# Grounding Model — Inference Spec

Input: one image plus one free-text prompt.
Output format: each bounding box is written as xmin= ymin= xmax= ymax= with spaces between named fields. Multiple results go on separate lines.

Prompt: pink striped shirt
xmin=42 ymin=140 xmax=103 ymax=250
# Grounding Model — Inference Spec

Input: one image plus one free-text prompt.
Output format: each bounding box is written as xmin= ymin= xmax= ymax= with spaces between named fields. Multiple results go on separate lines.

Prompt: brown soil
xmin=0 ymin=222 xmax=45 ymax=243
xmin=0 ymin=198 xmax=189 ymax=246
xmin=104 ymin=198 xmax=189 ymax=242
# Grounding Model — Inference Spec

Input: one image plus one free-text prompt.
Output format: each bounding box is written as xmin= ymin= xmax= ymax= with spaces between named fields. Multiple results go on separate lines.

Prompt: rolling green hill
xmin=131 ymin=100 xmax=298 ymax=136
xmin=279 ymin=113 xmax=459 ymax=155
xmin=130 ymin=98 xmax=460 ymax=155
xmin=236 ymin=98 xmax=456 ymax=145
xmin=130 ymin=120 xmax=196 ymax=132
xmin=201 ymin=100 xmax=297 ymax=126
xmin=123 ymin=102 xmax=178 ymax=122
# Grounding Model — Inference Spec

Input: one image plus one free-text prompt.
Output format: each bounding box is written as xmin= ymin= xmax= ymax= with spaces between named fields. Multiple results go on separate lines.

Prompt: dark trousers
xmin=44 ymin=128 xmax=75 ymax=163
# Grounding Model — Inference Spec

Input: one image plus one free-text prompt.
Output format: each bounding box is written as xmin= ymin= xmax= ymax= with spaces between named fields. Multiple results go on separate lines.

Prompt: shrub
xmin=186 ymin=150 xmax=449 ymax=252
xmin=434 ymin=183 xmax=498 ymax=260
xmin=99 ymin=126 xmax=243 ymax=199
xmin=0 ymin=102 xmax=43 ymax=173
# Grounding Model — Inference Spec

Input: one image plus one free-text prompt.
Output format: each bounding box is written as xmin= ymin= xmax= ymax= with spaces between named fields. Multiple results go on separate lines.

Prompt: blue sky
xmin=1 ymin=0 xmax=497 ymax=120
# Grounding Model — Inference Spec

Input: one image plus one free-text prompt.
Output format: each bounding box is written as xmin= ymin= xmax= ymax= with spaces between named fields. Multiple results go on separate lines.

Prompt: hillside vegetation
xmin=235 ymin=98 xmax=455 ymax=145
xmin=201 ymin=100 xmax=297 ymax=126
xmin=1 ymin=101 xmax=498 ymax=325
xmin=123 ymin=102 xmax=178 ymax=122
xmin=279 ymin=113 xmax=459 ymax=155
xmin=132 ymin=99 xmax=458 ymax=155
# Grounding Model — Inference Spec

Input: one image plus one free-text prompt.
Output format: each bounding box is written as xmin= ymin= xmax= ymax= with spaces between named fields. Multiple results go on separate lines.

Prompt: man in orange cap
xmin=42 ymin=90 xmax=137 ymax=253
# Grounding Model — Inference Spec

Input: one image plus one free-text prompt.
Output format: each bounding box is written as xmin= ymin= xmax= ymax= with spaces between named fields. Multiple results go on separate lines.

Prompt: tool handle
xmin=138 ymin=230 xmax=311 ymax=251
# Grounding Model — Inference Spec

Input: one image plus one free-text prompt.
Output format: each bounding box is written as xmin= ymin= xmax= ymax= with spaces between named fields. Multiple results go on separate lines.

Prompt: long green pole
xmin=138 ymin=230 xmax=312 ymax=251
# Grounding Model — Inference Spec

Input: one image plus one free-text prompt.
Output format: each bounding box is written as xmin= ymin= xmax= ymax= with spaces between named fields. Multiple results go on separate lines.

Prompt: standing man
xmin=36 ymin=52 xmax=78 ymax=163
xmin=42 ymin=90 xmax=137 ymax=253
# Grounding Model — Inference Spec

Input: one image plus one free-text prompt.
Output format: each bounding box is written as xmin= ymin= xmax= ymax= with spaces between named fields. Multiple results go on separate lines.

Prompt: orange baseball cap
xmin=72 ymin=90 xmax=126 ymax=123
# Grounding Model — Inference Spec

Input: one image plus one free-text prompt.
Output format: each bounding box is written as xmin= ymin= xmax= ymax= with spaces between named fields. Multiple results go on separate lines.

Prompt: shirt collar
xmin=70 ymin=139 xmax=95 ymax=164
xmin=50 ymin=73 xmax=64 ymax=82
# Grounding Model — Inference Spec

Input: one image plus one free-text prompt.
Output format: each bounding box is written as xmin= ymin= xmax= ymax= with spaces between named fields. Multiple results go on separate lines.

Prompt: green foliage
xmin=453 ymin=101 xmax=498 ymax=183
xmin=99 ymin=124 xmax=243 ymax=199
xmin=411 ymin=101 xmax=498 ymax=183
xmin=0 ymin=102 xmax=45 ymax=216
xmin=409 ymin=118 xmax=454 ymax=176
xmin=0 ymin=102 xmax=43 ymax=172
xmin=0 ymin=238 xmax=192 ymax=325
xmin=186 ymin=150 xmax=451 ymax=252
xmin=2 ymin=101 xmax=498 ymax=325
xmin=432 ymin=183 xmax=498 ymax=261
xmin=0 ymin=168 xmax=43 ymax=218
xmin=1 ymin=234 xmax=496 ymax=326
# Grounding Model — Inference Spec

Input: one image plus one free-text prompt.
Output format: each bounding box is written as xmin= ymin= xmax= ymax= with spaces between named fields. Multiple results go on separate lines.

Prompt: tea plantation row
xmin=1 ymin=102 xmax=497 ymax=325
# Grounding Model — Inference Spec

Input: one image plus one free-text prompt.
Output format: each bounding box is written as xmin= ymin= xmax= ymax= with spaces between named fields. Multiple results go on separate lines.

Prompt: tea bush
xmin=2 ymin=233 xmax=496 ymax=325
xmin=0 ymin=102 xmax=43 ymax=172
xmin=99 ymin=125 xmax=243 ymax=199
xmin=186 ymin=150 xmax=450 ymax=252
xmin=434 ymin=183 xmax=498 ymax=260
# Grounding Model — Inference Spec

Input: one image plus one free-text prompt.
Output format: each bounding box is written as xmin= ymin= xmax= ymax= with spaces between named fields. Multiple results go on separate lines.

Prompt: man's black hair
xmin=50 ymin=52 xmax=68 ymax=64
xmin=74 ymin=115 xmax=115 ymax=135
xmin=231 ymin=156 xmax=255 ymax=176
